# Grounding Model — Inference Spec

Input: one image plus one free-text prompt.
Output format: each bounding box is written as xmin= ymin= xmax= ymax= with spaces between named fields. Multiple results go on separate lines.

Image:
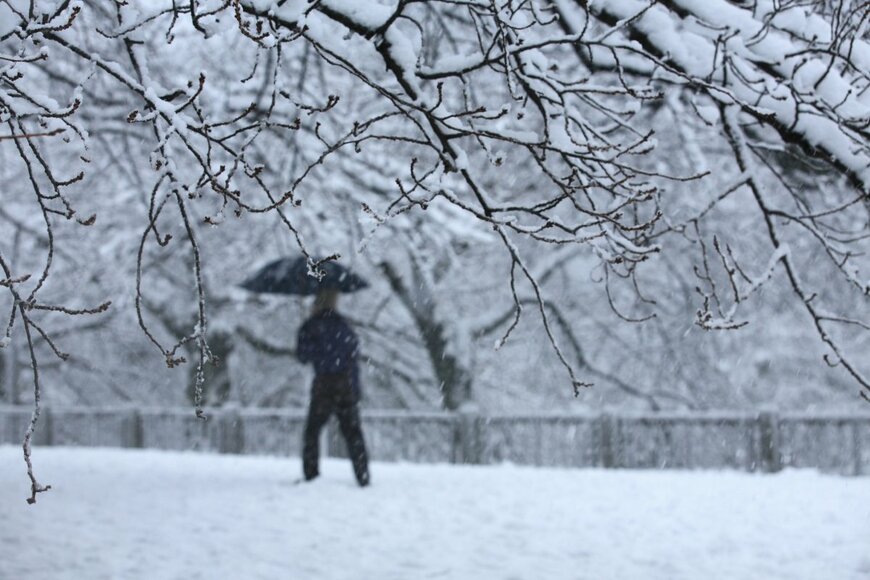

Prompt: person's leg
xmin=302 ymin=386 xmax=332 ymax=480
xmin=335 ymin=401 xmax=370 ymax=486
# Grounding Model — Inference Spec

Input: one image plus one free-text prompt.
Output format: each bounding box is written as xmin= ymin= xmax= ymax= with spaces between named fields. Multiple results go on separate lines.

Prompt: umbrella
xmin=240 ymin=256 xmax=369 ymax=295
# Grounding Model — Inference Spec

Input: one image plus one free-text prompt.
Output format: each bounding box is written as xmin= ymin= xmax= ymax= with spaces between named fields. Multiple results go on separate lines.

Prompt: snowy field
xmin=1 ymin=446 xmax=868 ymax=580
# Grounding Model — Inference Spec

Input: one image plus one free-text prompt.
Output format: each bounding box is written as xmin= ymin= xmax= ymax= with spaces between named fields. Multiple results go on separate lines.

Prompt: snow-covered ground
xmin=1 ymin=447 xmax=868 ymax=580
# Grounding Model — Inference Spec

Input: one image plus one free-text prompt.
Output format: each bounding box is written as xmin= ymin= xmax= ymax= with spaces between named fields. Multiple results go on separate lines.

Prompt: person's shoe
xmin=356 ymin=472 xmax=370 ymax=487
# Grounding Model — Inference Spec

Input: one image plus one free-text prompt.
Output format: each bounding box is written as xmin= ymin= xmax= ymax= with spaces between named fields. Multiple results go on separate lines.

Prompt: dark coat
xmin=296 ymin=309 xmax=361 ymax=394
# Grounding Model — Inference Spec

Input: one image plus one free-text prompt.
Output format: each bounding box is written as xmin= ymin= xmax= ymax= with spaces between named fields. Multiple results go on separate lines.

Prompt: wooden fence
xmin=1 ymin=406 xmax=868 ymax=475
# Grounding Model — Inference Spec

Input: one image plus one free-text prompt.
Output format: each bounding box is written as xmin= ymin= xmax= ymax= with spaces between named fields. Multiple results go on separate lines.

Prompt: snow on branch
xmin=563 ymin=0 xmax=870 ymax=192
xmin=553 ymin=0 xmax=870 ymax=401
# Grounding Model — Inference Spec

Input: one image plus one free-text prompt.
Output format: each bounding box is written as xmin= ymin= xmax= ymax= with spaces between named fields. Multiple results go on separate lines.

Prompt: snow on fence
xmin=1 ymin=406 xmax=868 ymax=475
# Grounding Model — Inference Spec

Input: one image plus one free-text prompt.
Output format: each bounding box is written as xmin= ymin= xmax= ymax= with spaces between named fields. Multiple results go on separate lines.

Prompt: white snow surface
xmin=1 ymin=446 xmax=869 ymax=580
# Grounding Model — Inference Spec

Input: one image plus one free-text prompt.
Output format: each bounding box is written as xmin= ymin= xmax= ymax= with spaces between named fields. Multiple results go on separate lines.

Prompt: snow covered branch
xmin=560 ymin=0 xmax=870 ymax=192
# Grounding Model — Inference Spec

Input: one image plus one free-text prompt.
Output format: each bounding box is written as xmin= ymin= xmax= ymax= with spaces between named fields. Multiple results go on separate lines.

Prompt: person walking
xmin=297 ymin=289 xmax=370 ymax=487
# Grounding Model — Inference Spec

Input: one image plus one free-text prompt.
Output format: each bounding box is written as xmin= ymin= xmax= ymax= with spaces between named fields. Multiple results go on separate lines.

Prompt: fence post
xmin=599 ymin=413 xmax=615 ymax=468
xmin=0 ymin=408 xmax=7 ymax=444
xmin=122 ymin=409 xmax=143 ymax=449
xmin=851 ymin=420 xmax=862 ymax=476
xmin=457 ymin=403 xmax=481 ymax=464
xmin=758 ymin=411 xmax=782 ymax=473
xmin=40 ymin=406 xmax=53 ymax=446
xmin=218 ymin=406 xmax=243 ymax=454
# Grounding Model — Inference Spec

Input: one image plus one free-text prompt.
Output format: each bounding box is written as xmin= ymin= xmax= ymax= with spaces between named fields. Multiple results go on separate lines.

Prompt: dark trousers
xmin=302 ymin=373 xmax=369 ymax=486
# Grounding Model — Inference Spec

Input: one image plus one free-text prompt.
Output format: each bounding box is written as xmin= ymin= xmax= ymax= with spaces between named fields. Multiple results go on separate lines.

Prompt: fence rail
xmin=2 ymin=406 xmax=868 ymax=475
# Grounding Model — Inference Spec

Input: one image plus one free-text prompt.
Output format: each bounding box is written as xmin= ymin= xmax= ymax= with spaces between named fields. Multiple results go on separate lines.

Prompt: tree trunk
xmin=380 ymin=261 xmax=472 ymax=410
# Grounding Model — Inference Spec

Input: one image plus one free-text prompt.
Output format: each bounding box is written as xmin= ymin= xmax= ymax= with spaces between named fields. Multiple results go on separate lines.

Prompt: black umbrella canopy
xmin=240 ymin=256 xmax=369 ymax=295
